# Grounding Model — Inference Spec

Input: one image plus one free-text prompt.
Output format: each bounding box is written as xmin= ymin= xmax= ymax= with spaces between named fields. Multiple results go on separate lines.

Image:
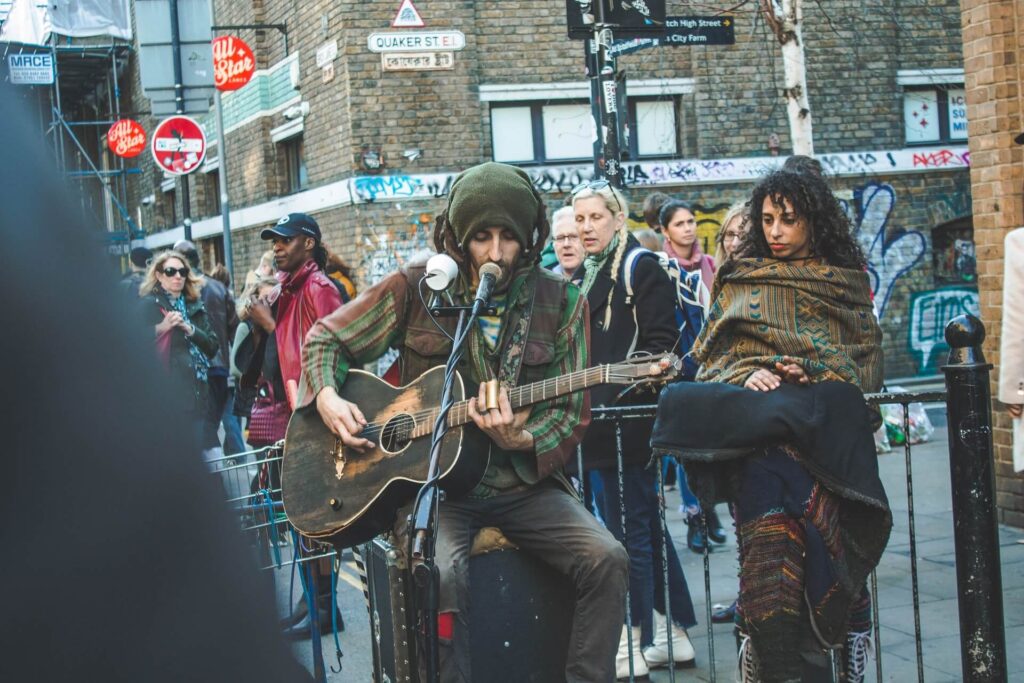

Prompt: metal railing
xmin=206 ymin=315 xmax=1007 ymax=683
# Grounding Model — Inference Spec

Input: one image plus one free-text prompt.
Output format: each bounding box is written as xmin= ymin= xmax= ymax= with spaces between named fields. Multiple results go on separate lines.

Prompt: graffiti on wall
xmin=909 ymin=287 xmax=980 ymax=370
xmin=346 ymin=146 xmax=971 ymax=203
xmin=360 ymin=211 xmax=434 ymax=285
xmin=844 ymin=182 xmax=927 ymax=319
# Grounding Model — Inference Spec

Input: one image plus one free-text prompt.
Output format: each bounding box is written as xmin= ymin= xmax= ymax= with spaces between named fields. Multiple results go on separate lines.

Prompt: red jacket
xmin=274 ymin=260 xmax=343 ymax=401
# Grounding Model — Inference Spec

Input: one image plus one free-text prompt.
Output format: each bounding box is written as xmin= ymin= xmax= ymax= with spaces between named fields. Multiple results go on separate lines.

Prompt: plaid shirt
xmin=301 ymin=266 xmax=590 ymax=472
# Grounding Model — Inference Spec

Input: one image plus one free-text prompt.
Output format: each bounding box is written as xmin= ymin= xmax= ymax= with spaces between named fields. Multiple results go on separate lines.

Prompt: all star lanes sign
xmin=366 ymin=30 xmax=465 ymax=53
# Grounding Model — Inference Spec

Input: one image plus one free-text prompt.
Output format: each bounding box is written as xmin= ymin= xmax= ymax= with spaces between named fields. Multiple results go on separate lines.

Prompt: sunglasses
xmin=161 ymin=267 xmax=189 ymax=278
xmin=570 ymin=179 xmax=620 ymax=213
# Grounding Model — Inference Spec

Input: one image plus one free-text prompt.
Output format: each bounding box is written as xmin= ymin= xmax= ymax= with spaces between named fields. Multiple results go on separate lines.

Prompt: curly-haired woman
xmin=139 ymin=250 xmax=219 ymax=436
xmin=681 ymin=169 xmax=887 ymax=682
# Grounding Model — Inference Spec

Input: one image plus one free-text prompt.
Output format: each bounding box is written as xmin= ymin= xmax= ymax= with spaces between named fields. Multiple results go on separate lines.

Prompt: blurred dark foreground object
xmin=0 ymin=88 xmax=311 ymax=682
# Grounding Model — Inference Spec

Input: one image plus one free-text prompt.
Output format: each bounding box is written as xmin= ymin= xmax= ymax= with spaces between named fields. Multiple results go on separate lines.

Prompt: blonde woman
xmin=713 ymin=201 xmax=751 ymax=267
xmin=572 ymin=180 xmax=698 ymax=677
xmin=139 ymin=250 xmax=219 ymax=430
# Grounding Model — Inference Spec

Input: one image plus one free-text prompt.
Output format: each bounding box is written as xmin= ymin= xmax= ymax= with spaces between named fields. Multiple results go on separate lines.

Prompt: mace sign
xmin=366 ymin=30 xmax=465 ymax=53
xmin=151 ymin=115 xmax=207 ymax=175
xmin=7 ymin=53 xmax=54 ymax=85
xmin=212 ymin=35 xmax=255 ymax=91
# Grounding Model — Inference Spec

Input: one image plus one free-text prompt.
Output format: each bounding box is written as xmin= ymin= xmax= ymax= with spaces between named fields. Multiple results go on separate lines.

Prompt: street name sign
xmin=8 ymin=52 xmax=53 ymax=85
xmin=381 ymin=51 xmax=454 ymax=71
xmin=367 ymin=30 xmax=465 ymax=53
xmin=151 ymin=115 xmax=207 ymax=175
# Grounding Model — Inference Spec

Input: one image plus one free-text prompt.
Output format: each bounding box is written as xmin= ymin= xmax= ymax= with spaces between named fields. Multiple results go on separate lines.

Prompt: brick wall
xmin=960 ymin=0 xmax=1024 ymax=526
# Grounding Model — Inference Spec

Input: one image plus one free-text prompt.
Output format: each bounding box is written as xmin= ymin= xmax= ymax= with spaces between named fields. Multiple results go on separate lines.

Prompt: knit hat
xmin=446 ymin=162 xmax=540 ymax=248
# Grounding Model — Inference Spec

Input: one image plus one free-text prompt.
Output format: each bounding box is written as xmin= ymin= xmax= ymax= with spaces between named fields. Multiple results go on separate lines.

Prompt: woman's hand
xmin=155 ymin=310 xmax=183 ymax=336
xmin=247 ymin=297 xmax=276 ymax=333
xmin=774 ymin=356 xmax=810 ymax=385
xmin=744 ymin=368 xmax=781 ymax=392
xmin=467 ymin=384 xmax=534 ymax=451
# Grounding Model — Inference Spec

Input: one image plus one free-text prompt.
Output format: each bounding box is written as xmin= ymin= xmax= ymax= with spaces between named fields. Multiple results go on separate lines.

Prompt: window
xmin=206 ymin=171 xmax=221 ymax=216
xmin=629 ymin=98 xmax=678 ymax=158
xmin=481 ymin=80 xmax=691 ymax=165
xmin=489 ymin=97 xmax=677 ymax=165
xmin=898 ymin=70 xmax=966 ymax=145
xmin=282 ymin=137 xmax=308 ymax=193
xmin=491 ymin=101 xmax=592 ymax=164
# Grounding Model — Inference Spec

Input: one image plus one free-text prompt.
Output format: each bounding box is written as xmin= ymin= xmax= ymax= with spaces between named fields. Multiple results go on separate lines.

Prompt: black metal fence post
xmin=941 ymin=314 xmax=1007 ymax=683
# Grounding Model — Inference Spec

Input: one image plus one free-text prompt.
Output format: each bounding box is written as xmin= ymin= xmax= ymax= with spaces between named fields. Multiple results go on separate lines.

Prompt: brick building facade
xmin=960 ymin=0 xmax=1023 ymax=526
xmin=122 ymin=0 xmax=971 ymax=381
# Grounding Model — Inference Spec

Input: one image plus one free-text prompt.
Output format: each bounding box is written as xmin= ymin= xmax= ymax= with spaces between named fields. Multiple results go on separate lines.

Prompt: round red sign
xmin=212 ymin=35 xmax=256 ymax=91
xmin=107 ymin=119 xmax=147 ymax=158
xmin=150 ymin=115 xmax=207 ymax=176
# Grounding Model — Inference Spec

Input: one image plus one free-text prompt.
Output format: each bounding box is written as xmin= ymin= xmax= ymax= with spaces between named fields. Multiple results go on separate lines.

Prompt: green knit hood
xmin=446 ymin=162 xmax=540 ymax=248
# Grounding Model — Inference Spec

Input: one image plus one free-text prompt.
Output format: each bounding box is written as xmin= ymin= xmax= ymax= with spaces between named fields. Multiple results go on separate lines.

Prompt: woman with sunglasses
xmin=139 ymin=250 xmax=219 ymax=438
xmin=571 ymin=180 xmax=698 ymax=678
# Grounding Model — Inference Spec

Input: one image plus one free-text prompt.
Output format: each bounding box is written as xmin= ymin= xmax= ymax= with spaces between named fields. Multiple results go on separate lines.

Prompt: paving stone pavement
xmin=269 ymin=407 xmax=1024 ymax=682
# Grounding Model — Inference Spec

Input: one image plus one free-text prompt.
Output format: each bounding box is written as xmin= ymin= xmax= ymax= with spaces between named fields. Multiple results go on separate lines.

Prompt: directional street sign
xmin=151 ymin=115 xmax=207 ymax=175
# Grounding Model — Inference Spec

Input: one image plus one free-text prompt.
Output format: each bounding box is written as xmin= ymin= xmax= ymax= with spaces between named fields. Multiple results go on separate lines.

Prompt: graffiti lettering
xmin=353 ymin=175 xmax=424 ymax=202
xmin=909 ymin=287 xmax=980 ymax=369
xmin=911 ymin=149 xmax=970 ymax=169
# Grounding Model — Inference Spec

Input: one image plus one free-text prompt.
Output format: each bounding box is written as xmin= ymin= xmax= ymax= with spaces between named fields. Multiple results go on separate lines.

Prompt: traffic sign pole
xmin=168 ymin=0 xmax=193 ymax=241
xmin=594 ymin=1 xmax=623 ymax=188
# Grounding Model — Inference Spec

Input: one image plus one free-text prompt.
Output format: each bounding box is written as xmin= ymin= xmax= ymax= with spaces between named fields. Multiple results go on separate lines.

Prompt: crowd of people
xmin=121 ymin=155 xmax=885 ymax=683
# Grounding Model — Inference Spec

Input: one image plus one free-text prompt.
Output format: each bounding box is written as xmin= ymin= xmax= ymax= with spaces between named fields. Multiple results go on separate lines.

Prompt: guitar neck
xmin=445 ymin=365 xmax=612 ymax=429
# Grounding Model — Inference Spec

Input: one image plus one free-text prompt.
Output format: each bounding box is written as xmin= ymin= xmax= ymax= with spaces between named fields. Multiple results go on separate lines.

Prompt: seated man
xmin=301 ymin=162 xmax=628 ymax=683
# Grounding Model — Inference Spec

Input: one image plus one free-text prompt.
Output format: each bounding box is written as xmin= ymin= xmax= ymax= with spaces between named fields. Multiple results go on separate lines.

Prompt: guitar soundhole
xmin=380 ymin=412 xmax=416 ymax=454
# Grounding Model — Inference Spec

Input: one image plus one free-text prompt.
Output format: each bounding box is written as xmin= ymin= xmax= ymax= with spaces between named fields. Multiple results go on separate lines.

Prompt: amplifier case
xmin=362 ymin=537 xmax=417 ymax=683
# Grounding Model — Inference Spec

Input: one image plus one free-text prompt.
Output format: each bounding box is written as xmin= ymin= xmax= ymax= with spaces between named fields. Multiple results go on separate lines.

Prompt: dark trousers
xmin=431 ymin=483 xmax=628 ymax=683
xmin=203 ymin=373 xmax=229 ymax=450
xmin=595 ymin=463 xmax=698 ymax=647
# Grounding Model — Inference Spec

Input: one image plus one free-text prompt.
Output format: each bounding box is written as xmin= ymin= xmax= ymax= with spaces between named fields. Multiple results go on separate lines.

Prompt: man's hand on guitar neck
xmin=315 ymin=386 xmax=375 ymax=451
xmin=467 ymin=384 xmax=534 ymax=452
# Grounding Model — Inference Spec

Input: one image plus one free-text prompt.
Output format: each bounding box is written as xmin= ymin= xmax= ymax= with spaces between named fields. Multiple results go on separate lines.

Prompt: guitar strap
xmin=496 ymin=269 xmax=538 ymax=388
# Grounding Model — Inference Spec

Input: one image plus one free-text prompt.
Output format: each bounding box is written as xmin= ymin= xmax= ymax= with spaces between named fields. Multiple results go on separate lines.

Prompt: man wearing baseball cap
xmin=300 ymin=163 xmax=627 ymax=682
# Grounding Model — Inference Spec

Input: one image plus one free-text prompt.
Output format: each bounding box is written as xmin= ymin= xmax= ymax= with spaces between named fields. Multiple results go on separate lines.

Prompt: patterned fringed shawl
xmin=690 ymin=258 xmax=887 ymax=682
xmin=693 ymin=259 xmax=883 ymax=391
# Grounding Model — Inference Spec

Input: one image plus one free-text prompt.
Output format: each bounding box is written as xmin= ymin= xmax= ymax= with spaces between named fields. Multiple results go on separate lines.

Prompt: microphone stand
xmin=410 ymin=277 xmax=496 ymax=683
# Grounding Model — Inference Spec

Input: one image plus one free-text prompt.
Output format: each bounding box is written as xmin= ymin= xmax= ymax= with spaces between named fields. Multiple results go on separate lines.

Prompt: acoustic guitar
xmin=281 ymin=353 xmax=679 ymax=548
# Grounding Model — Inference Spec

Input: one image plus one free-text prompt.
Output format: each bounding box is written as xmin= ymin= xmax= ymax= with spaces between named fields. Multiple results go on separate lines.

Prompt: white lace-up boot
xmin=737 ymin=630 xmax=760 ymax=683
xmin=844 ymin=630 xmax=874 ymax=683
xmin=615 ymin=625 xmax=649 ymax=679
xmin=643 ymin=611 xmax=696 ymax=668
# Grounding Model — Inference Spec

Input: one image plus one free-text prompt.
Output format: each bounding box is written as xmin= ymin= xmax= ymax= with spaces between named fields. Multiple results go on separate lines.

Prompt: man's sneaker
xmin=643 ymin=612 xmax=696 ymax=669
xmin=615 ymin=625 xmax=649 ymax=679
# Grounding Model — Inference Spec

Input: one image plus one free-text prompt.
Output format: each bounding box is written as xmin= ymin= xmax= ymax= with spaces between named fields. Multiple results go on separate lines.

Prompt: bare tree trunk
xmin=763 ymin=0 xmax=814 ymax=155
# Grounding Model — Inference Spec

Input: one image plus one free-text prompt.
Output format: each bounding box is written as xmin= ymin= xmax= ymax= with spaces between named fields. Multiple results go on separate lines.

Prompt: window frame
xmin=902 ymin=85 xmax=966 ymax=146
xmin=281 ymin=136 xmax=308 ymax=193
xmin=489 ymin=95 xmax=679 ymax=166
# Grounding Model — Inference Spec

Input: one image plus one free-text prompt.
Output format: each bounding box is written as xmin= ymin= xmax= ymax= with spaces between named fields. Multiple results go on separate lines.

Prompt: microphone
xmin=472 ymin=262 xmax=503 ymax=315
xmin=424 ymin=253 xmax=459 ymax=292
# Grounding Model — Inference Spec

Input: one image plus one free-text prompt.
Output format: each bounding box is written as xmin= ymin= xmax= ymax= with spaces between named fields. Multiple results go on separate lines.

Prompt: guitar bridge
xmin=331 ymin=438 xmax=346 ymax=479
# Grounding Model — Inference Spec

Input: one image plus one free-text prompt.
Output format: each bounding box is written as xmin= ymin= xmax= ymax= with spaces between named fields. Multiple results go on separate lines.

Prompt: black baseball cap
xmin=129 ymin=246 xmax=153 ymax=268
xmin=261 ymin=213 xmax=321 ymax=241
